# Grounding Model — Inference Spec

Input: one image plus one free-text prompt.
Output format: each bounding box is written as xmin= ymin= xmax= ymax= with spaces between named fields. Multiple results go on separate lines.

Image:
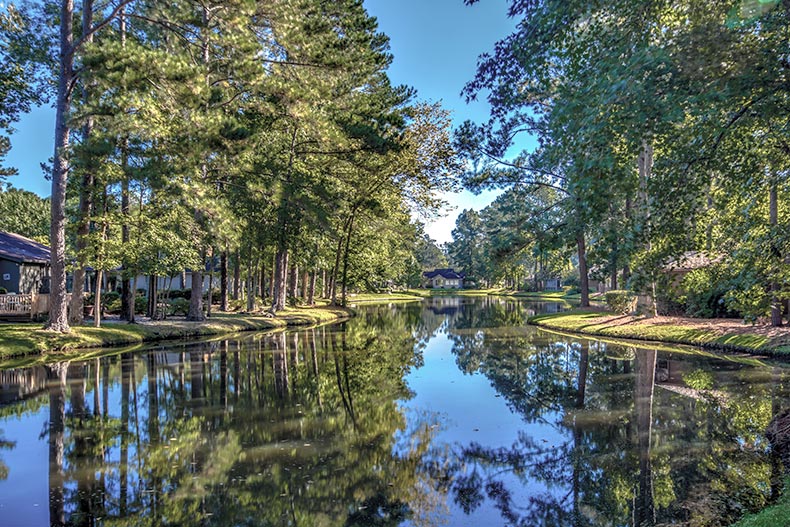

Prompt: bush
xmin=135 ymin=295 xmax=148 ymax=314
xmin=0 ymin=287 xmax=7 ymax=294
xmin=605 ymin=290 xmax=637 ymax=314
xmin=203 ymin=287 xmax=220 ymax=301
xmin=169 ymin=288 xmax=191 ymax=300
xmin=725 ymin=283 xmax=771 ymax=325
xmin=679 ymin=268 xmax=737 ymax=319
xmin=169 ymin=298 xmax=190 ymax=317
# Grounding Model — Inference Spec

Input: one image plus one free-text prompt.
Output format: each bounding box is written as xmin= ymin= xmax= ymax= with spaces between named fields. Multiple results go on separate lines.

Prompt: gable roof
xmin=0 ymin=231 xmax=51 ymax=265
xmin=423 ymin=268 xmax=465 ymax=280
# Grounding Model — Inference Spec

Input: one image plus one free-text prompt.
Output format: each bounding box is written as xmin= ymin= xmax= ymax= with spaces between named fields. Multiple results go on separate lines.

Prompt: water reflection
xmin=437 ymin=299 xmax=789 ymax=527
xmin=0 ymin=298 xmax=787 ymax=527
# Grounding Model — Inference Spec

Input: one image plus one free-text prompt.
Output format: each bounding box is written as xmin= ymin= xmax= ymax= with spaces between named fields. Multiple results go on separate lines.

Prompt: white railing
xmin=0 ymin=294 xmax=33 ymax=315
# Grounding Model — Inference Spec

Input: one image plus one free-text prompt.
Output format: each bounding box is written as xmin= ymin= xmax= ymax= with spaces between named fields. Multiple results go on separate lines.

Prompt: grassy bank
xmin=346 ymin=289 xmax=503 ymax=303
xmin=0 ymin=306 xmax=350 ymax=361
xmin=528 ymin=309 xmax=790 ymax=356
xmin=344 ymin=291 xmax=426 ymax=304
xmin=731 ymin=479 xmax=790 ymax=527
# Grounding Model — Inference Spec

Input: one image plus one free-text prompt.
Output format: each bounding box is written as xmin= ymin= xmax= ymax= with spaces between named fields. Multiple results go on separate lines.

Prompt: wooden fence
xmin=0 ymin=293 xmax=63 ymax=320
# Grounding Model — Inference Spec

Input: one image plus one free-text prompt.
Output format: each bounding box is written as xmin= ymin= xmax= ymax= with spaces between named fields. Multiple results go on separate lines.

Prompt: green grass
xmin=345 ymin=291 xmax=426 ymax=304
xmin=0 ymin=306 xmax=350 ymax=361
xmin=493 ymin=287 xmax=605 ymax=301
xmin=731 ymin=480 xmax=790 ymax=527
xmin=528 ymin=309 xmax=785 ymax=356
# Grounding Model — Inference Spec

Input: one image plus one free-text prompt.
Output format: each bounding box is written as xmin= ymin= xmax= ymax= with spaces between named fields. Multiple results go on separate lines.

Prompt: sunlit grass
xmin=528 ymin=310 xmax=784 ymax=355
xmin=0 ymin=306 xmax=350 ymax=361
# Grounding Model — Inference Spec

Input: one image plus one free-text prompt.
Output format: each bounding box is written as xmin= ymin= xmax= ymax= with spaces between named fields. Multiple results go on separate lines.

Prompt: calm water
xmin=0 ymin=297 xmax=788 ymax=527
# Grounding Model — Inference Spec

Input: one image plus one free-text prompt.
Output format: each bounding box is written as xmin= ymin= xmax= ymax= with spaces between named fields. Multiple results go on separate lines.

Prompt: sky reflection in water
xmin=0 ymin=296 xmax=787 ymax=527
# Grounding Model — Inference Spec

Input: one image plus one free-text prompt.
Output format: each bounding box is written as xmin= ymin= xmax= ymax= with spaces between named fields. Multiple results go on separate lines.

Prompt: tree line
xmin=0 ymin=0 xmax=459 ymax=332
xmin=452 ymin=0 xmax=788 ymax=324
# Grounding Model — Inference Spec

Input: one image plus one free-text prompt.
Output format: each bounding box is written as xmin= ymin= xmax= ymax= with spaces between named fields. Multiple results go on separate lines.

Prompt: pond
xmin=0 ymin=296 xmax=787 ymax=527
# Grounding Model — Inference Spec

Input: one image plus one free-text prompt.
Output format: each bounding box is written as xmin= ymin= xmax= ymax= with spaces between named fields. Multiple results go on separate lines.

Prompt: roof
xmin=664 ymin=251 xmax=723 ymax=272
xmin=423 ymin=268 xmax=465 ymax=280
xmin=0 ymin=231 xmax=51 ymax=265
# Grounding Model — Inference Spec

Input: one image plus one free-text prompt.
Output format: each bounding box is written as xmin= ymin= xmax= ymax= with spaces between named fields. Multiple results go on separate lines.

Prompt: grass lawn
xmin=528 ymin=309 xmax=790 ymax=356
xmin=493 ymin=287 xmax=604 ymax=301
xmin=345 ymin=291 xmax=426 ymax=304
xmin=0 ymin=305 xmax=350 ymax=362
xmin=731 ymin=480 xmax=790 ymax=527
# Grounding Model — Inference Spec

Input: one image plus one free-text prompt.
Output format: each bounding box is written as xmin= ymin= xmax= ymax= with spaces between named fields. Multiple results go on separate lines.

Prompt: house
xmin=544 ymin=278 xmax=562 ymax=291
xmin=0 ymin=231 xmax=50 ymax=294
xmin=423 ymin=268 xmax=465 ymax=289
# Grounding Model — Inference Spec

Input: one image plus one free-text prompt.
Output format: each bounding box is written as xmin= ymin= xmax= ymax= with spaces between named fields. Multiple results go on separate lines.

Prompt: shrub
xmin=169 ymin=288 xmax=191 ymax=300
xmin=725 ymin=283 xmax=770 ymax=325
xmin=135 ymin=296 xmax=148 ymax=315
xmin=169 ymin=298 xmax=190 ymax=317
xmin=0 ymin=287 xmax=7 ymax=294
xmin=605 ymin=290 xmax=637 ymax=314
xmin=679 ymin=268 xmax=737 ymax=319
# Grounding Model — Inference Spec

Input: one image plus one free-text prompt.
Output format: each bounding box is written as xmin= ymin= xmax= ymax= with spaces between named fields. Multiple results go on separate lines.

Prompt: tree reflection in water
xmin=0 ymin=298 xmax=787 ymax=527
xmin=441 ymin=298 xmax=789 ymax=527
xmin=7 ymin=305 xmax=441 ymax=527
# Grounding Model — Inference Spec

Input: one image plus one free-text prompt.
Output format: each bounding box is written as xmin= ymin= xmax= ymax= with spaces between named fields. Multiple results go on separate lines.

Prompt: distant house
xmin=423 ymin=268 xmax=465 ymax=289
xmin=544 ymin=278 xmax=562 ymax=291
xmin=0 ymin=231 xmax=50 ymax=294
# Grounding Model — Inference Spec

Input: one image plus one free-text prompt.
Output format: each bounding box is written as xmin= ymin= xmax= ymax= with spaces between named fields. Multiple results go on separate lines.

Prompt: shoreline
xmin=528 ymin=309 xmax=790 ymax=357
xmin=0 ymin=306 xmax=351 ymax=363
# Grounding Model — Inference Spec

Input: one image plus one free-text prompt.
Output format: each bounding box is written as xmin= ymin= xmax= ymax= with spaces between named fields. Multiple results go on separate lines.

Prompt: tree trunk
xmin=321 ymin=269 xmax=327 ymax=299
xmin=576 ymin=231 xmax=590 ymax=308
xmin=128 ymin=275 xmax=138 ymax=323
xmin=207 ymin=262 xmax=213 ymax=318
xmin=301 ymin=270 xmax=309 ymax=302
xmin=46 ymin=0 xmax=76 ymax=333
xmin=634 ymin=349 xmax=657 ymax=526
xmin=47 ymin=363 xmax=68 ymax=527
xmin=770 ymin=177 xmax=782 ymax=326
xmin=220 ymin=251 xmax=228 ymax=311
xmin=341 ymin=214 xmax=356 ymax=307
xmin=147 ymin=275 xmax=155 ymax=318
xmin=260 ymin=261 xmax=267 ymax=301
xmin=120 ymin=177 xmax=132 ymax=320
xmin=119 ymin=9 xmax=131 ymax=322
xmin=246 ymin=258 xmax=255 ymax=312
xmin=93 ymin=269 xmax=103 ymax=328
xmin=187 ymin=260 xmax=204 ymax=321
xmin=623 ymin=196 xmax=632 ymax=284
xmin=271 ymin=248 xmax=288 ymax=312
xmin=308 ymin=271 xmax=316 ymax=305
xmin=232 ymin=250 xmax=240 ymax=301
xmin=638 ymin=139 xmax=657 ymax=317
xmin=67 ymin=1 xmax=95 ymax=326
xmin=287 ymin=264 xmax=298 ymax=299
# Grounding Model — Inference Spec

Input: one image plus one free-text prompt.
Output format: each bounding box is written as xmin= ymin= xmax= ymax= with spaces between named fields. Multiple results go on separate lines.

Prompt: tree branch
xmin=71 ymin=0 xmax=137 ymax=56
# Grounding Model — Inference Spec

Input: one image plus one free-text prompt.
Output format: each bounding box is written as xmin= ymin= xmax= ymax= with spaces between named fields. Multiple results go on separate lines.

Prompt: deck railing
xmin=0 ymin=293 xmax=60 ymax=319
xmin=0 ymin=294 xmax=33 ymax=315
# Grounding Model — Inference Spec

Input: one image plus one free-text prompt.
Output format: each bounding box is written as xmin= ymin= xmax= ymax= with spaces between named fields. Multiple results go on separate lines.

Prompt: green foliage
xmin=168 ymin=298 xmax=190 ymax=317
xmin=682 ymin=369 xmax=715 ymax=391
xmin=0 ymin=185 xmax=49 ymax=242
xmin=678 ymin=268 xmax=738 ymax=319
xmin=605 ymin=290 xmax=636 ymax=315
xmin=725 ymin=283 xmax=772 ymax=325
xmin=0 ymin=5 xmax=47 ymax=178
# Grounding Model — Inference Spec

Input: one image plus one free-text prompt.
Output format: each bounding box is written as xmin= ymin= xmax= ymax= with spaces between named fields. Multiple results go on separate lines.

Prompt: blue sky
xmin=5 ymin=0 xmax=524 ymax=244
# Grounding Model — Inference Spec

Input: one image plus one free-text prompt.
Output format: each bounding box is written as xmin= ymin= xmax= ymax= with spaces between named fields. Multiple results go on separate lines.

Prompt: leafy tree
xmin=0 ymin=184 xmax=49 ymax=242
